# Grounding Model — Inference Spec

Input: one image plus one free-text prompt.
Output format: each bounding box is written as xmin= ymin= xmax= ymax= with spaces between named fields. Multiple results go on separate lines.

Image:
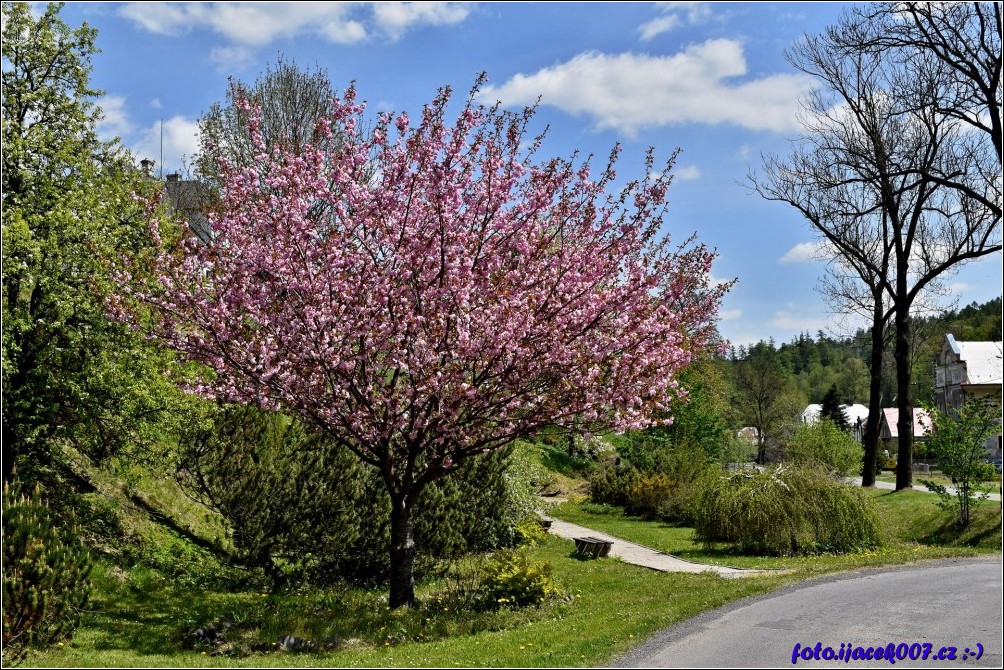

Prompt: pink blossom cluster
xmin=114 ymin=80 xmax=729 ymax=493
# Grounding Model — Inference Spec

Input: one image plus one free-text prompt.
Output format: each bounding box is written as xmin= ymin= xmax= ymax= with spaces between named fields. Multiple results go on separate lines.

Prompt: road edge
xmin=608 ymin=554 xmax=1003 ymax=668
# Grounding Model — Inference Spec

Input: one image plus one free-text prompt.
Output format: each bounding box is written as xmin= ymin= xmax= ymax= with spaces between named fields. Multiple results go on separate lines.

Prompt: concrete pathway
xmin=542 ymin=516 xmax=777 ymax=578
xmin=850 ymin=477 xmax=1002 ymax=502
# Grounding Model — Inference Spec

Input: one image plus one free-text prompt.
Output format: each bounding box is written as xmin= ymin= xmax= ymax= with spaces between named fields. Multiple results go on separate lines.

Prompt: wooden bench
xmin=574 ymin=536 xmax=613 ymax=558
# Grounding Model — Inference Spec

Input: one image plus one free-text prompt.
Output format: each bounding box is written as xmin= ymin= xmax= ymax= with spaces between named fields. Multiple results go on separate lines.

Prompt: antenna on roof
xmin=159 ymin=119 xmax=164 ymax=180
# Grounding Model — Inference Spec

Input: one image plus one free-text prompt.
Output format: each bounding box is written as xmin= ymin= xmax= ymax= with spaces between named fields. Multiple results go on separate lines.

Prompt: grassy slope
xmin=24 ymin=447 xmax=1001 ymax=668
xmin=28 ymin=537 xmax=790 ymax=668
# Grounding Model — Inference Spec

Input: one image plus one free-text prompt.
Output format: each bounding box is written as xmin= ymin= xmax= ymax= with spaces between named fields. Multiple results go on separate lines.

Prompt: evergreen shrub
xmin=2 ymin=482 xmax=92 ymax=664
xmin=178 ymin=406 xmax=536 ymax=586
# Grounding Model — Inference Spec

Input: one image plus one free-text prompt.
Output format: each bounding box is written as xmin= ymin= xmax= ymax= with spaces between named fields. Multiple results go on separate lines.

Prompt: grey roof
xmin=164 ymin=177 xmax=213 ymax=243
xmin=956 ymin=340 xmax=1003 ymax=385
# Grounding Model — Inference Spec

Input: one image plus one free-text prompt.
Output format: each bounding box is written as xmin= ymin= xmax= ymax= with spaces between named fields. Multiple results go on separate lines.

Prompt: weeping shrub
xmin=2 ymin=482 xmax=92 ymax=664
xmin=693 ymin=464 xmax=882 ymax=555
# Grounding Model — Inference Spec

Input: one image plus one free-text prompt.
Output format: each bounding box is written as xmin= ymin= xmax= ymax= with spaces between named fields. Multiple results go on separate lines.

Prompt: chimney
xmin=166 ymin=173 xmax=181 ymax=182
xmin=140 ymin=158 xmax=154 ymax=175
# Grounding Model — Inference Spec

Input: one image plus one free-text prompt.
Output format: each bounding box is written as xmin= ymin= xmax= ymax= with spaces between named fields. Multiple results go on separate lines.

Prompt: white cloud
xmin=946 ymin=281 xmax=969 ymax=295
xmin=119 ymin=2 xmax=469 ymax=52
xmin=210 ymin=45 xmax=256 ymax=72
xmin=119 ymin=2 xmax=192 ymax=36
xmin=318 ymin=17 xmax=367 ymax=44
xmin=769 ymin=307 xmax=829 ymax=333
xmin=735 ymin=144 xmax=752 ymax=161
xmin=150 ymin=98 xmax=163 ymax=110
xmin=779 ymin=241 xmax=827 ymax=264
xmin=96 ymin=95 xmax=134 ymax=141
xmin=481 ymin=40 xmax=812 ymax=135
xmin=718 ymin=308 xmax=742 ymax=321
xmin=639 ymin=2 xmax=712 ymax=41
xmin=132 ymin=116 xmax=202 ymax=175
xmin=372 ymin=2 xmax=469 ymax=40
xmin=674 ymin=164 xmax=701 ymax=181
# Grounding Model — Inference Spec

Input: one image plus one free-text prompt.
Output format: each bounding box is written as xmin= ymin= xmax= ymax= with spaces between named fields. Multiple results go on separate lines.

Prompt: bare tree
xmin=852 ymin=3 xmax=1001 ymax=169
xmin=196 ymin=55 xmax=344 ymax=181
xmin=753 ymin=3 xmax=1001 ymax=490
xmin=818 ymin=260 xmax=891 ymax=485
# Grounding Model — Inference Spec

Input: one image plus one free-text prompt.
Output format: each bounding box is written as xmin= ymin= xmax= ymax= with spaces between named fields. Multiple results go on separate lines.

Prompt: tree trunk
xmin=2 ymin=420 xmax=15 ymax=484
xmin=861 ymin=300 xmax=885 ymax=486
xmin=388 ymin=497 xmax=417 ymax=608
xmin=894 ymin=306 xmax=913 ymax=491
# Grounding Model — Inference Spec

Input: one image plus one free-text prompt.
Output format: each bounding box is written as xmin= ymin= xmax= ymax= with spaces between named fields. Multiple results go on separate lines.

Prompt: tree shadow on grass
xmin=919 ymin=515 xmax=1002 ymax=547
xmin=80 ymin=578 xmax=267 ymax=658
xmin=536 ymin=442 xmax=594 ymax=477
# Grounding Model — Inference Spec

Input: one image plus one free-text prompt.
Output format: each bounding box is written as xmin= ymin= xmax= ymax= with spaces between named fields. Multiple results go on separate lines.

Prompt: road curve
xmin=612 ymin=557 xmax=1002 ymax=668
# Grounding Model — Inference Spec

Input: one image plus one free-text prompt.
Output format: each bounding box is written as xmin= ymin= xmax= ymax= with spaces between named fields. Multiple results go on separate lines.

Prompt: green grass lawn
xmin=26 ymin=537 xmax=791 ymax=668
xmin=24 ymin=484 xmax=1001 ymax=668
xmin=549 ymin=488 xmax=1001 ymax=572
xmin=874 ymin=469 xmax=1003 ymax=490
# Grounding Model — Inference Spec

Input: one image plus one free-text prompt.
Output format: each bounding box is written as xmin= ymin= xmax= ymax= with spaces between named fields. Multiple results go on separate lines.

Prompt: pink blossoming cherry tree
xmin=114 ymin=80 xmax=729 ymax=607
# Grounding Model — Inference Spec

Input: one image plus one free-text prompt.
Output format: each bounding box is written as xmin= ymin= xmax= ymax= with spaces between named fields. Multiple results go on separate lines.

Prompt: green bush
xmin=178 ymin=406 xmax=537 ymax=587
xmin=602 ymin=440 xmax=713 ymax=523
xmin=785 ymin=419 xmax=862 ymax=476
xmin=177 ymin=405 xmax=382 ymax=586
xmin=693 ymin=464 xmax=882 ymax=556
xmin=919 ymin=399 xmax=1000 ymax=527
xmin=2 ymin=482 xmax=92 ymax=664
xmin=588 ymin=465 xmax=641 ymax=508
xmin=482 ymin=550 xmax=559 ymax=608
xmin=625 ymin=473 xmax=675 ymax=519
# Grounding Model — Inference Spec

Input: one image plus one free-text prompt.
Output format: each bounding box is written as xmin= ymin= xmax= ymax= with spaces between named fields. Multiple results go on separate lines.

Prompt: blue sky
xmin=62 ymin=1 xmax=1003 ymax=348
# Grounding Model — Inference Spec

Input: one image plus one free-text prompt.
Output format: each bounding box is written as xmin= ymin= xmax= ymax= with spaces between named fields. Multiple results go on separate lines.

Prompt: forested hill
xmin=727 ymin=297 xmax=1002 ymax=406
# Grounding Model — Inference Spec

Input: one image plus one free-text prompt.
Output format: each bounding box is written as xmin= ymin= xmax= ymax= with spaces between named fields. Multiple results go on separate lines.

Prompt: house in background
xmin=934 ymin=334 xmax=1003 ymax=459
xmin=164 ymin=172 xmax=213 ymax=243
xmin=140 ymin=159 xmax=213 ymax=243
xmin=801 ymin=403 xmax=870 ymax=442
xmin=880 ymin=407 xmax=931 ymax=454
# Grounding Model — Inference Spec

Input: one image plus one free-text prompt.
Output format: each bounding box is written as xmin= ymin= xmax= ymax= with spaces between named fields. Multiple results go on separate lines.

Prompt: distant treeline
xmin=728 ymin=297 xmax=1002 ymax=407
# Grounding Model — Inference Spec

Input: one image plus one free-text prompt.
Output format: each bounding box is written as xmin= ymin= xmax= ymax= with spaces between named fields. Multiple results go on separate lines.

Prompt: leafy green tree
xmin=1 ymin=1 xmax=180 ymax=490
xmin=664 ymin=356 xmax=731 ymax=458
xmin=920 ymin=399 xmax=1001 ymax=527
xmin=786 ymin=418 xmax=861 ymax=477
xmin=731 ymin=342 xmax=805 ymax=463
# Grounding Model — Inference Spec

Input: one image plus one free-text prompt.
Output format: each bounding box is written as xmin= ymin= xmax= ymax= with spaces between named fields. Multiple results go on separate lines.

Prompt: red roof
xmin=882 ymin=408 xmax=932 ymax=438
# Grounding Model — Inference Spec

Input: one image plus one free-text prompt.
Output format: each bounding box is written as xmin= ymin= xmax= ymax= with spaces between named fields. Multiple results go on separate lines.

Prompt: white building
xmin=801 ymin=403 xmax=870 ymax=442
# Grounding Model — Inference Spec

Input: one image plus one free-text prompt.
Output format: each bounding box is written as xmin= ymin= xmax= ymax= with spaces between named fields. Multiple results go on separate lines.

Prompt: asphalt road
xmin=612 ymin=557 xmax=1003 ymax=668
